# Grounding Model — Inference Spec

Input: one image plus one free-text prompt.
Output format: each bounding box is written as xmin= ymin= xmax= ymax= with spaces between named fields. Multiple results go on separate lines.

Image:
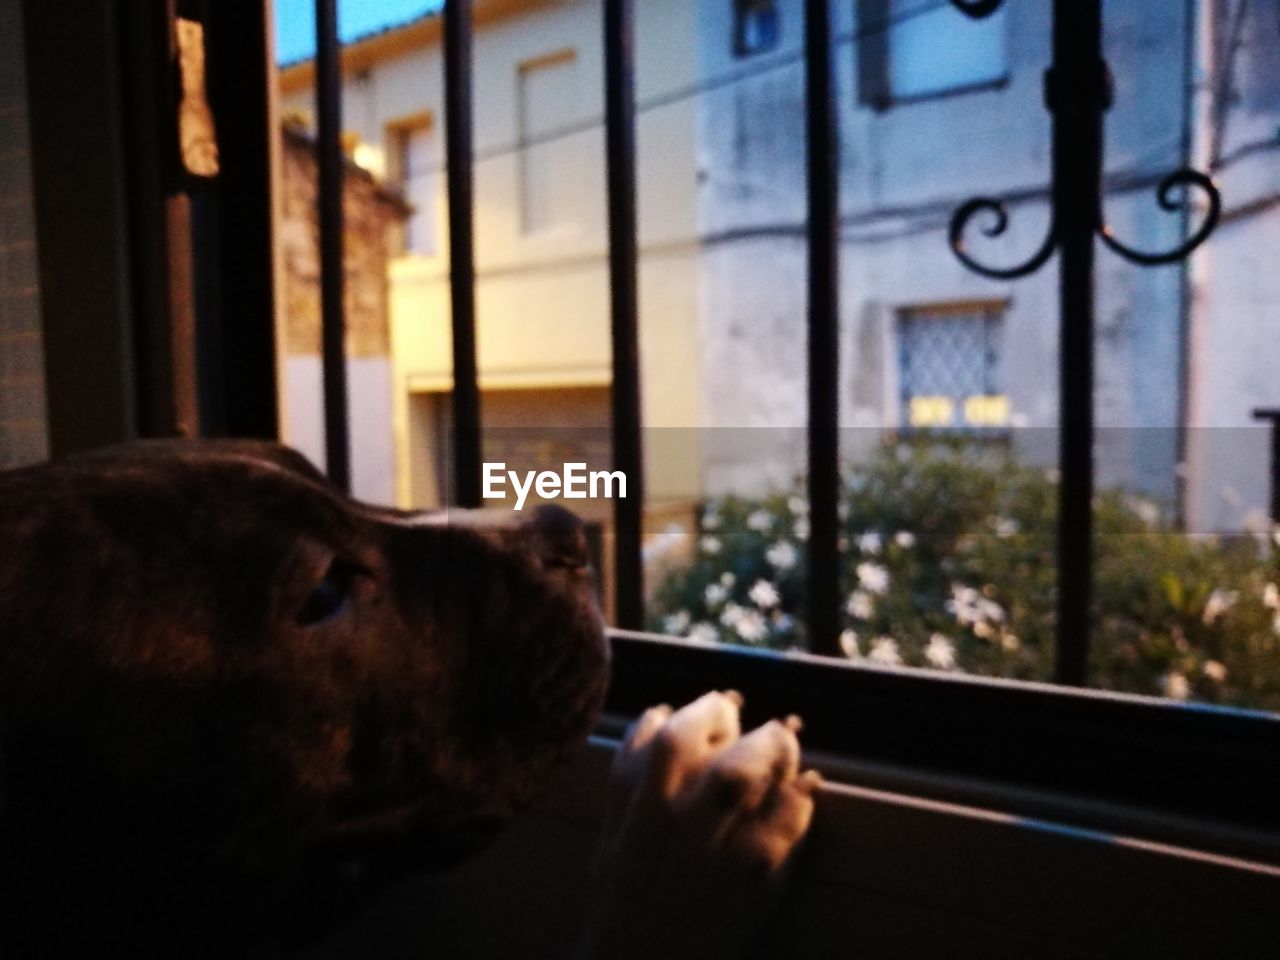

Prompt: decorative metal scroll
xmin=946 ymin=0 xmax=1222 ymax=279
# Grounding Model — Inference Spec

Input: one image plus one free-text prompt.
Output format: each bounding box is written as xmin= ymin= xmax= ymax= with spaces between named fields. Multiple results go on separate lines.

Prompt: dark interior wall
xmin=22 ymin=0 xmax=138 ymax=456
xmin=0 ymin=0 xmax=49 ymax=467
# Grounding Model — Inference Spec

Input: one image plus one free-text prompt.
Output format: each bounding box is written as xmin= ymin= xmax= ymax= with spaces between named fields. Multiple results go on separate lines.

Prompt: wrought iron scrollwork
xmin=948 ymin=198 xmax=1058 ymax=280
xmin=1098 ymin=169 xmax=1222 ymax=266
xmin=950 ymin=0 xmax=1005 ymax=19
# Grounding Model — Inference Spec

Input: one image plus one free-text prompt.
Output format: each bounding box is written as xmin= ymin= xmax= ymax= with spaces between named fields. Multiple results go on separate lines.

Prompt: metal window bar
xmin=603 ymin=0 xmax=645 ymax=630
xmin=445 ymin=0 xmax=483 ymax=509
xmin=314 ymin=0 xmax=350 ymax=493
xmin=947 ymin=0 xmax=1221 ymax=686
xmin=805 ymin=0 xmax=841 ymax=658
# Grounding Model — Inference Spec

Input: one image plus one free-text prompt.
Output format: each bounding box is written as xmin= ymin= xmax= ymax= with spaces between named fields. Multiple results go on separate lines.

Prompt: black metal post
xmin=603 ymin=0 xmax=644 ymax=629
xmin=444 ymin=0 xmax=483 ymax=508
xmin=1254 ymin=410 xmax=1280 ymax=525
xmin=805 ymin=0 xmax=841 ymax=657
xmin=949 ymin=0 xmax=1219 ymax=687
xmin=315 ymin=0 xmax=350 ymax=491
xmin=1049 ymin=0 xmax=1105 ymax=687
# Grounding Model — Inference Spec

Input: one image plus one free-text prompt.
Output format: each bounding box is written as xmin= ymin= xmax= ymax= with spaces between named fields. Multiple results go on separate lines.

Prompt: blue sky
xmin=274 ymin=0 xmax=444 ymax=65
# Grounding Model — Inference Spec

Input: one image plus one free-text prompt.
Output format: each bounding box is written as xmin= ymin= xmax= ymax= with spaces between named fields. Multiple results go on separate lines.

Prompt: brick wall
xmin=0 ymin=0 xmax=47 ymax=469
xmin=279 ymin=123 xmax=408 ymax=358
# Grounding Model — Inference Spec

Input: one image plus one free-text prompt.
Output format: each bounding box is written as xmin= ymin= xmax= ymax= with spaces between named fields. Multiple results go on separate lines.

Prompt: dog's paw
xmin=581 ymin=693 xmax=820 ymax=959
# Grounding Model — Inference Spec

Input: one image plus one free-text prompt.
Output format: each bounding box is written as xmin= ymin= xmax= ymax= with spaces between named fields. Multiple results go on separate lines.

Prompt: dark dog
xmin=0 ymin=439 xmax=608 ymax=951
xmin=0 ymin=440 xmax=816 ymax=956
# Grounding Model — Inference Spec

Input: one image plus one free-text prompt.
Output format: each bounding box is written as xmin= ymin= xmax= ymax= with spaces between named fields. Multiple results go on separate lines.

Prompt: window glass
xmin=518 ymin=51 xmax=583 ymax=234
xmin=734 ymin=0 xmax=780 ymax=58
xmin=888 ymin=1 xmax=1007 ymax=100
xmin=394 ymin=122 xmax=437 ymax=255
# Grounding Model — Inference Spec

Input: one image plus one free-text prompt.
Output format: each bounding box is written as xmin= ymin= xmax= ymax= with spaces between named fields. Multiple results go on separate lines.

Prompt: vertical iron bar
xmin=805 ymin=0 xmax=841 ymax=658
xmin=1050 ymin=0 xmax=1105 ymax=686
xmin=315 ymin=0 xmax=350 ymax=491
xmin=444 ymin=0 xmax=482 ymax=507
xmin=603 ymin=0 xmax=644 ymax=629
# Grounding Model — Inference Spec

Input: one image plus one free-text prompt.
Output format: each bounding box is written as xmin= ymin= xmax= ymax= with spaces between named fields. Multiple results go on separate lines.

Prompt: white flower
xmin=704 ymin=582 xmax=729 ymax=608
xmin=1202 ymin=589 xmax=1239 ymax=626
xmin=924 ymin=633 xmax=956 ymax=670
xmin=1203 ymin=660 xmax=1228 ymax=683
xmin=749 ymin=579 xmax=781 ymax=609
xmin=1126 ymin=497 xmax=1160 ymax=526
xmin=994 ymin=517 xmax=1020 ymax=538
xmin=720 ymin=603 xmax=746 ymax=628
xmin=947 ymin=584 xmax=1003 ymax=626
xmin=1263 ymin=583 xmax=1279 ymax=611
xmin=839 ymin=629 xmax=860 ymax=658
xmin=733 ymin=608 xmax=769 ymax=642
xmin=701 ymin=509 xmax=720 ymax=531
xmin=792 ymin=516 xmax=810 ymax=541
xmin=856 ymin=532 xmax=883 ymax=555
xmin=947 ymin=584 xmax=982 ymax=625
xmin=687 ymin=622 xmax=719 ymax=644
xmin=856 ymin=562 xmax=890 ymax=595
xmin=747 ymin=509 xmax=773 ymax=532
xmin=788 ymin=495 xmax=809 ymax=517
xmin=700 ymin=536 xmax=722 ymax=555
xmin=868 ymin=636 xmax=902 ymax=666
xmin=766 ymin=540 xmax=799 ymax=570
xmin=720 ymin=572 xmax=736 ymax=587
xmin=1164 ymin=672 xmax=1191 ymax=701
xmin=662 ymin=610 xmax=690 ymax=635
xmin=894 ymin=531 xmax=916 ymax=549
xmin=845 ymin=590 xmax=874 ymax=620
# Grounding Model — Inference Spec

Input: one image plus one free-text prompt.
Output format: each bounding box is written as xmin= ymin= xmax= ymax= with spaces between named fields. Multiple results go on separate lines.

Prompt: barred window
xmin=897 ymin=302 xmax=1009 ymax=431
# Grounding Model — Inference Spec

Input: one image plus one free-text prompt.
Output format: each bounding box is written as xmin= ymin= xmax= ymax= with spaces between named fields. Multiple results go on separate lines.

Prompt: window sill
xmin=604 ymin=629 xmax=1280 ymax=862
xmin=872 ymin=74 xmax=1011 ymax=113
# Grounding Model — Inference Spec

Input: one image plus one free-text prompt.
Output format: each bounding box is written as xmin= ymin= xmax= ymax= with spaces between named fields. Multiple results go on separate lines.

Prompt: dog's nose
xmin=525 ymin=505 xmax=591 ymax=571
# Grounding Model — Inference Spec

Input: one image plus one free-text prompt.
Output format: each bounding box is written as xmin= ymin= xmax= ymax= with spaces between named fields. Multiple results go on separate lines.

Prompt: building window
xmin=734 ymin=0 xmax=780 ymax=58
xmin=518 ymin=49 xmax=582 ymax=235
xmin=857 ymin=0 xmax=1008 ymax=109
xmin=897 ymin=302 xmax=1009 ymax=431
xmin=387 ymin=114 xmax=437 ymax=256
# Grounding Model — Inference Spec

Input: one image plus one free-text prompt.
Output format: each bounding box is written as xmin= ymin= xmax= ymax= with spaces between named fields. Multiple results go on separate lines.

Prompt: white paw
xmin=582 ymin=692 xmax=821 ymax=959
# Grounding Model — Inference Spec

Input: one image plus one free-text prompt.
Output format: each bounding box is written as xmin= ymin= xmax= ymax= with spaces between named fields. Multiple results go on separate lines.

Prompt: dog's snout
xmin=526 ymin=505 xmax=590 ymax=571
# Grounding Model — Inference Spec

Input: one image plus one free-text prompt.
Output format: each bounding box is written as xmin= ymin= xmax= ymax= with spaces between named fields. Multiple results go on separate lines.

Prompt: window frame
xmin=385 ymin=111 xmax=438 ymax=258
xmin=605 ymin=630 xmax=1280 ymax=859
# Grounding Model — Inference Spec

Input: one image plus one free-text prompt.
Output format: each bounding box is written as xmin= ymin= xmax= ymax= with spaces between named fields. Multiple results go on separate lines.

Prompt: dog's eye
xmin=297 ymin=560 xmax=357 ymax=626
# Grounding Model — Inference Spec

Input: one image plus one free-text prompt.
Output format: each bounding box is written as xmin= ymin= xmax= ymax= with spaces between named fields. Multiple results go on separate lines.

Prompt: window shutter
xmin=856 ymin=0 xmax=891 ymax=110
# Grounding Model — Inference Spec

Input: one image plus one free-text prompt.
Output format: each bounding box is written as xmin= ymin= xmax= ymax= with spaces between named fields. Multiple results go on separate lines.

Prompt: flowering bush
xmin=649 ymin=441 xmax=1280 ymax=711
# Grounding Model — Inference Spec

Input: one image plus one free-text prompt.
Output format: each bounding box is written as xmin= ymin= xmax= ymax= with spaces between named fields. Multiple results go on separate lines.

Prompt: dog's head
xmin=0 ymin=439 xmax=608 ymax=937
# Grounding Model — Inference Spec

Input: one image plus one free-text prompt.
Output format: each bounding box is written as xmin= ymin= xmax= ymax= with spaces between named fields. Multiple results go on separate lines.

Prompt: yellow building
xmin=279 ymin=0 xmax=703 ymax=520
